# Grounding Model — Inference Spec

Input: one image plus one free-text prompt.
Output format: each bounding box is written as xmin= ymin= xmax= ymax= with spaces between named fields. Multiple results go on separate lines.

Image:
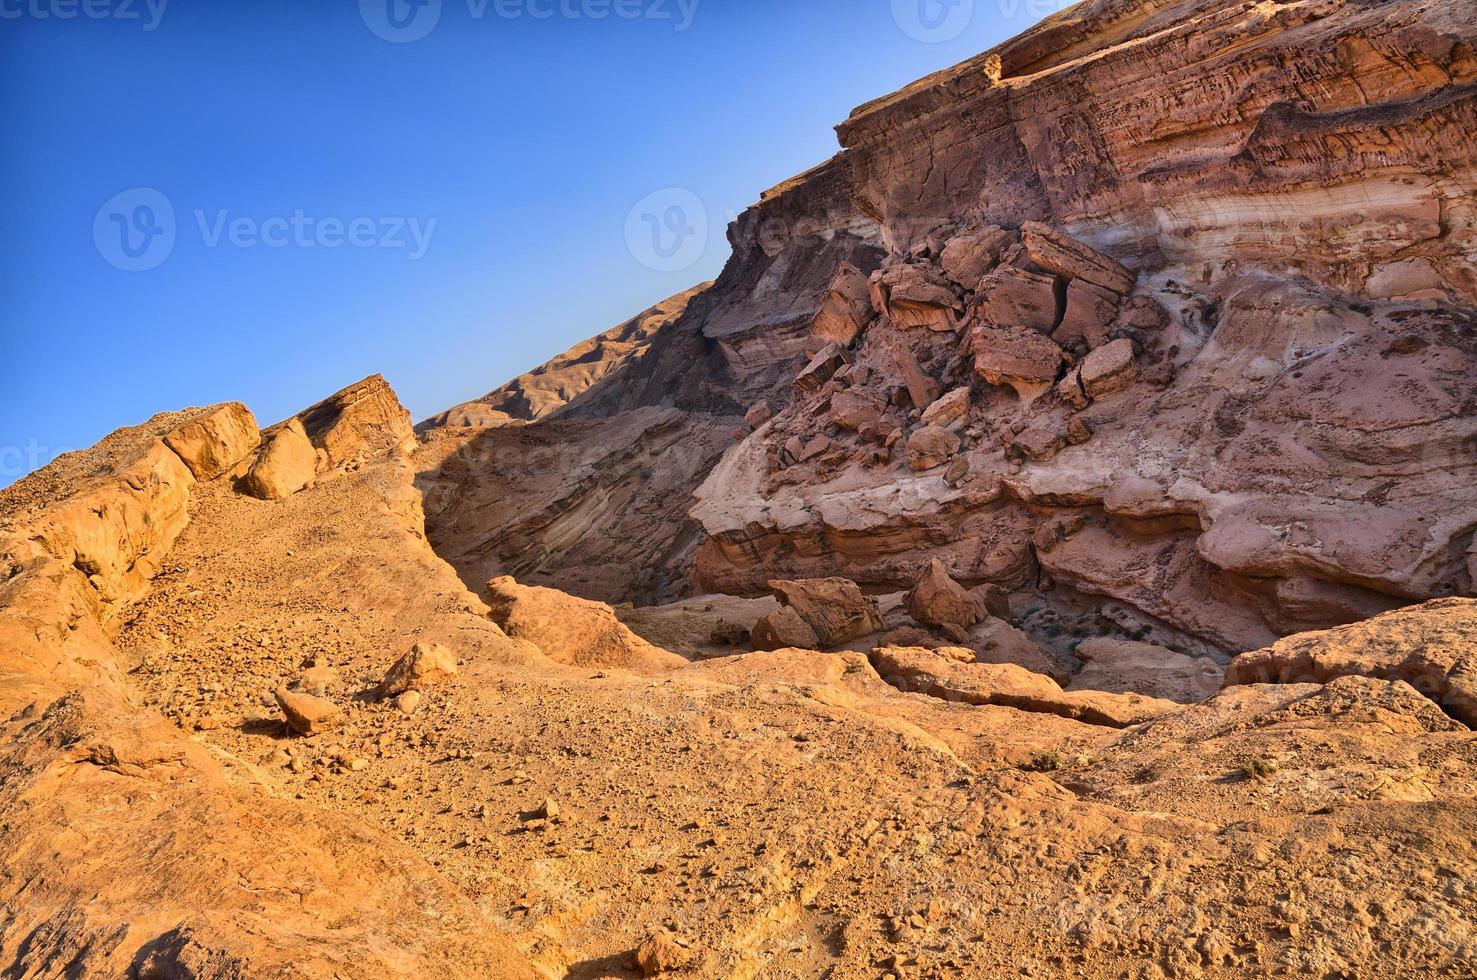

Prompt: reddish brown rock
xmin=745 ymin=401 xmax=774 ymax=429
xmin=750 ymin=605 xmax=821 ymax=651
xmin=972 ymin=324 xmax=1067 ymax=401
xmin=920 ymin=387 xmax=970 ymax=429
xmin=1224 ymin=599 xmax=1477 ymax=725
xmin=1053 ymin=279 xmax=1120 ymax=350
xmin=870 ymin=646 xmax=1176 ymax=727
xmin=1021 ymin=222 xmax=1135 ymax=296
xmin=906 ymin=426 xmax=961 ymax=471
xmin=889 ymin=342 xmax=941 ymax=411
xmin=1012 ymin=425 xmax=1065 ymax=462
xmin=811 ymin=262 xmax=874 ymax=346
xmin=275 ymin=687 xmax=345 ymax=736
xmin=974 ymin=266 xmax=1061 ymax=334
xmin=1079 ymin=338 xmax=1138 ymax=400
xmin=940 ymin=226 xmax=1014 ymax=289
xmin=767 ymin=577 xmax=883 ymax=648
xmin=875 ymin=264 xmax=963 ymax=331
xmin=907 ymin=559 xmax=984 ymax=633
xmin=831 ymin=388 xmax=888 ymax=433
xmin=794 ymin=343 xmax=849 ymax=392
xmin=483 ymin=576 xmax=686 ymax=674
xmin=379 ymin=642 xmax=460 ymax=697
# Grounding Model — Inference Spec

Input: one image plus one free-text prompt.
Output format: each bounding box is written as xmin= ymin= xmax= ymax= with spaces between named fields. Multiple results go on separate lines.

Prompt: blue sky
xmin=0 ymin=0 xmax=1068 ymax=484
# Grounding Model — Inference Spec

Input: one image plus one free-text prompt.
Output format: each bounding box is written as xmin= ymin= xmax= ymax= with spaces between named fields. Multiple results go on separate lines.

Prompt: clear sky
xmin=0 ymin=0 xmax=1070 ymax=485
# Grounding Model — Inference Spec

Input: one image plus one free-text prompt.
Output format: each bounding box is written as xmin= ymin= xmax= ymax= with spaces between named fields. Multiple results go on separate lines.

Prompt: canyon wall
xmin=418 ymin=0 xmax=1477 ymax=651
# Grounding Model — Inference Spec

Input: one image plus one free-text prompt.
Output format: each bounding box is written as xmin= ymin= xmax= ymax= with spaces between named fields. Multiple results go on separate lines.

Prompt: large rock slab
xmin=871 ymin=646 xmax=1178 ymax=728
xmin=483 ymin=576 xmax=686 ymax=674
xmin=163 ymin=402 xmax=261 ymax=480
xmin=1225 ymin=599 xmax=1477 ymax=726
xmin=1021 ymin=222 xmax=1136 ymax=295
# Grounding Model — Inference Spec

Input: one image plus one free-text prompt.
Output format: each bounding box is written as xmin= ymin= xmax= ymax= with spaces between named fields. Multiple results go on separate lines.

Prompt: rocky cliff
xmin=418 ymin=0 xmax=1477 ymax=653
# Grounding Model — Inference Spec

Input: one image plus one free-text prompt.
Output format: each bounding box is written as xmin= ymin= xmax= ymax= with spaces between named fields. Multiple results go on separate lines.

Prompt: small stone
xmin=275 ymin=688 xmax=345 ymax=736
xmin=379 ymin=642 xmax=459 ymax=697
xmin=635 ymin=929 xmax=692 ymax=976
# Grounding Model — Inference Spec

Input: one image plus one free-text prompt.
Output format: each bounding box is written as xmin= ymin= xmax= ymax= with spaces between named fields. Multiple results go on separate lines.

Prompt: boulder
xmin=744 ymin=401 xmax=774 ymax=429
xmin=1079 ymin=338 xmax=1139 ymax=399
xmin=972 ymin=324 xmax=1067 ymax=401
xmin=1069 ymin=638 xmax=1224 ymax=704
xmin=1012 ymin=425 xmax=1065 ymax=462
xmin=1021 ymin=222 xmax=1135 ymax=295
xmin=766 ymin=577 xmax=883 ymax=648
xmin=163 ymin=403 xmax=261 ymax=480
xmin=241 ymin=419 xmax=318 ymax=501
xmin=906 ymin=426 xmax=961 ymax=471
xmin=831 ymin=388 xmax=888 ymax=433
xmin=275 ymin=688 xmax=345 ymax=736
xmin=920 ymin=388 xmax=970 ymax=429
xmin=1052 ymin=279 xmax=1120 ymax=350
xmin=810 ymin=262 xmax=875 ymax=347
xmin=907 ymin=559 xmax=984 ymax=633
xmin=751 ymin=605 xmax=821 ymax=651
xmin=295 ymin=374 xmax=415 ymax=469
xmin=794 ymin=344 xmax=849 ymax=392
xmin=379 ymin=642 xmax=459 ymax=697
xmin=875 ymin=265 xmax=962 ymax=331
xmin=483 ymin=576 xmax=686 ymax=674
xmin=889 ymin=343 xmax=941 ymax=411
xmin=940 ymin=226 xmax=1014 ymax=290
xmin=635 ymin=930 xmax=692 ymax=976
xmin=974 ymin=266 xmax=1062 ymax=334
xmin=1055 ymin=365 xmax=1089 ymax=410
